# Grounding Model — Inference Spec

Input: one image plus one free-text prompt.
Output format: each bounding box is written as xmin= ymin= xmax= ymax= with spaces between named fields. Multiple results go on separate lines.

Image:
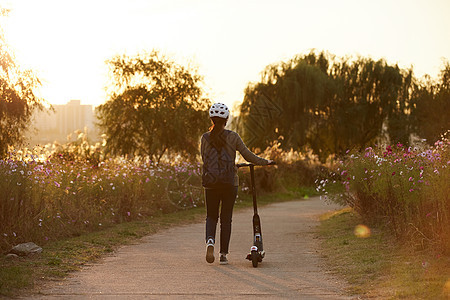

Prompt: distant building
xmin=28 ymin=100 xmax=100 ymax=146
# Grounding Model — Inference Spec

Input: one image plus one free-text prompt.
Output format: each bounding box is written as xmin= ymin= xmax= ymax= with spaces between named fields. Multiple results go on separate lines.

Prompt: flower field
xmin=0 ymin=147 xmax=203 ymax=253
xmin=318 ymin=132 xmax=450 ymax=253
xmin=0 ymin=133 xmax=325 ymax=255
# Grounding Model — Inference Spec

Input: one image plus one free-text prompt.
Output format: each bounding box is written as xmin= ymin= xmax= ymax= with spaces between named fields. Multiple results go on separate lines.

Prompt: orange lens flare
xmin=354 ymin=224 xmax=371 ymax=238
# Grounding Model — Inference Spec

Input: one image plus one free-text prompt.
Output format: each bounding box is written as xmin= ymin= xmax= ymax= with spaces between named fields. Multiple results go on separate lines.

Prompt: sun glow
xmin=2 ymin=0 xmax=450 ymax=110
xmin=3 ymin=1 xmax=113 ymax=106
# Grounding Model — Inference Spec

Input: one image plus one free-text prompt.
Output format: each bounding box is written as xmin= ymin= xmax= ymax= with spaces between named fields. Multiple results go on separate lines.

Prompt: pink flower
xmin=54 ymin=181 xmax=60 ymax=188
xmin=409 ymin=177 xmax=414 ymax=182
xmin=392 ymin=172 xmax=396 ymax=176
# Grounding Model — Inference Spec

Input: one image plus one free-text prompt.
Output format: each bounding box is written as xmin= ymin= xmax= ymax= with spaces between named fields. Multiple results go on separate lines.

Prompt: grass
xmin=0 ymin=188 xmax=304 ymax=297
xmin=319 ymin=208 xmax=450 ymax=299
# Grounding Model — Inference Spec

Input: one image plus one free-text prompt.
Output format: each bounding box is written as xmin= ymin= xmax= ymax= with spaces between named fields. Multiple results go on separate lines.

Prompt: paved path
xmin=29 ymin=197 xmax=353 ymax=299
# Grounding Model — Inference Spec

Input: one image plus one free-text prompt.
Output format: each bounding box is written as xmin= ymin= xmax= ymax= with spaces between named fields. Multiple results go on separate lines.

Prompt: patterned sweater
xmin=200 ymin=129 xmax=270 ymax=187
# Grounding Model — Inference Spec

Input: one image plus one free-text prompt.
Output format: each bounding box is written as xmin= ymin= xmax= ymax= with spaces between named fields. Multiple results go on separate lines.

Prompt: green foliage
xmin=238 ymin=52 xmax=334 ymax=156
xmin=331 ymin=57 xmax=414 ymax=149
xmin=412 ymin=63 xmax=450 ymax=144
xmin=239 ymin=51 xmax=418 ymax=162
xmin=96 ymin=50 xmax=210 ymax=162
xmin=0 ymin=10 xmax=45 ymax=157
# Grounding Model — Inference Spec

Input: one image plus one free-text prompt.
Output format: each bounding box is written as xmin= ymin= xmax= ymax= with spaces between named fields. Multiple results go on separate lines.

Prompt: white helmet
xmin=209 ymin=103 xmax=230 ymax=119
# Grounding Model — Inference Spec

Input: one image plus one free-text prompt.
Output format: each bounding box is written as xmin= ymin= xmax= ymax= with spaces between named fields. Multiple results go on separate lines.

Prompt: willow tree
xmin=97 ymin=50 xmax=210 ymax=162
xmin=329 ymin=57 xmax=414 ymax=151
xmin=412 ymin=63 xmax=450 ymax=144
xmin=0 ymin=8 xmax=45 ymax=157
xmin=239 ymin=51 xmax=414 ymax=161
xmin=238 ymin=52 xmax=334 ymax=155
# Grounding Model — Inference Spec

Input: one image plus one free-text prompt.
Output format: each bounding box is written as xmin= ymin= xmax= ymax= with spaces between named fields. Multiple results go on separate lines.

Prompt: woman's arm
xmin=234 ymin=132 xmax=270 ymax=165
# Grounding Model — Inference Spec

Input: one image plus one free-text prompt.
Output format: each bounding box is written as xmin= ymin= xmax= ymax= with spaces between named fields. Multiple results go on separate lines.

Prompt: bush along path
xmin=317 ymin=133 xmax=450 ymax=299
xmin=22 ymin=197 xmax=352 ymax=299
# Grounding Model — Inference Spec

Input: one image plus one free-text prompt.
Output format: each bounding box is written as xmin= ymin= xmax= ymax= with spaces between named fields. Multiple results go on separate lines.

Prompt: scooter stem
xmin=250 ymin=164 xmax=258 ymax=215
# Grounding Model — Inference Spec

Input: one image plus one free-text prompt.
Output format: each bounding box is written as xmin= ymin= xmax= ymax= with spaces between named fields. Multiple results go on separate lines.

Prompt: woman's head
xmin=208 ymin=103 xmax=229 ymax=148
xmin=209 ymin=103 xmax=229 ymax=129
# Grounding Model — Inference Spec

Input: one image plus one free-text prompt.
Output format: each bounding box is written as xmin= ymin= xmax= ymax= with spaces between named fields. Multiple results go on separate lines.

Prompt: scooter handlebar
xmin=236 ymin=161 xmax=276 ymax=168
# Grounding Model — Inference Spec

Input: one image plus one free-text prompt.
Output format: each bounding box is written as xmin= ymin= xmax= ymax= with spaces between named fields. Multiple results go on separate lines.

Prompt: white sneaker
xmin=206 ymin=239 xmax=215 ymax=263
xmin=219 ymin=253 xmax=228 ymax=265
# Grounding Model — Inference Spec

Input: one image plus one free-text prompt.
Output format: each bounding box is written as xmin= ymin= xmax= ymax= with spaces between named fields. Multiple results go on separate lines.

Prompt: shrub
xmin=0 ymin=148 xmax=202 ymax=253
xmin=319 ymin=132 xmax=449 ymax=253
xmin=0 ymin=137 xmax=324 ymax=253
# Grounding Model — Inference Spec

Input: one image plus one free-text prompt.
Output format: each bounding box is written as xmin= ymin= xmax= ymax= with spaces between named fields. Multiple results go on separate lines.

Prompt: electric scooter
xmin=237 ymin=161 xmax=275 ymax=268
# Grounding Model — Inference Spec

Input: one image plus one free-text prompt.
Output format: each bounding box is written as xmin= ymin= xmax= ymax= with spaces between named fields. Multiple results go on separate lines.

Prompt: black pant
xmin=205 ymin=186 xmax=238 ymax=254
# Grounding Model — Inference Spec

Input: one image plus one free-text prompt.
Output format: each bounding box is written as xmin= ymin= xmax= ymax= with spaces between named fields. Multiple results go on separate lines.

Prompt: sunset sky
xmin=3 ymin=0 xmax=450 ymax=110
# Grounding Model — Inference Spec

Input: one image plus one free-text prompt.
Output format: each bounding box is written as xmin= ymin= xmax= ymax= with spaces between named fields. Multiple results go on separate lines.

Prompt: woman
xmin=200 ymin=103 xmax=273 ymax=265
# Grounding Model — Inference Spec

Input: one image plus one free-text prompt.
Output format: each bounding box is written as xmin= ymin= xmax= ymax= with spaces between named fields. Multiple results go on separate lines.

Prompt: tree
xmin=97 ymin=50 xmax=210 ymax=162
xmin=412 ymin=63 xmax=450 ymax=144
xmin=329 ymin=57 xmax=414 ymax=150
xmin=238 ymin=51 xmax=334 ymax=159
xmin=238 ymin=51 xmax=414 ymax=162
xmin=0 ymin=8 xmax=45 ymax=157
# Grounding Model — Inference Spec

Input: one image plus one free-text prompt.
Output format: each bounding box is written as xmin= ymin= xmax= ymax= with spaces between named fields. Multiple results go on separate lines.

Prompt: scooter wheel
xmin=251 ymin=250 xmax=258 ymax=268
